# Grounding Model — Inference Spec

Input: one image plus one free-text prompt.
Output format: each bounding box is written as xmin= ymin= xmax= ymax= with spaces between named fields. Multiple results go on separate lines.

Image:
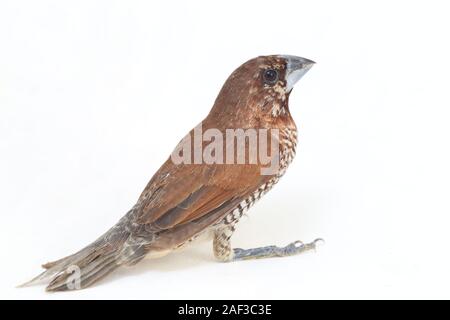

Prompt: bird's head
xmin=209 ymin=55 xmax=315 ymax=126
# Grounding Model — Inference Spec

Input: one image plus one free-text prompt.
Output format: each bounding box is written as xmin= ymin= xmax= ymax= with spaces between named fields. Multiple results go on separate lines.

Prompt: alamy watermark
xmin=171 ymin=124 xmax=280 ymax=175
xmin=65 ymin=265 xmax=81 ymax=290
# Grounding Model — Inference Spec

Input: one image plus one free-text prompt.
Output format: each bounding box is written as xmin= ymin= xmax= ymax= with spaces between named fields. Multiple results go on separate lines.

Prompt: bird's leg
xmin=213 ymin=225 xmax=236 ymax=262
xmin=213 ymin=227 xmax=323 ymax=262
xmin=231 ymin=239 xmax=323 ymax=261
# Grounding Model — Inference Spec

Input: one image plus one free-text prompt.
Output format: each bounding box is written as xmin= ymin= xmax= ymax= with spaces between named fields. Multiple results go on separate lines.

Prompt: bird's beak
xmin=280 ymin=55 xmax=315 ymax=92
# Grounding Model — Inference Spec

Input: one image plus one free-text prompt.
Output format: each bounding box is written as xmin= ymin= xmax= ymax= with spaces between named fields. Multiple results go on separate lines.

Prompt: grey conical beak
xmin=280 ymin=55 xmax=315 ymax=91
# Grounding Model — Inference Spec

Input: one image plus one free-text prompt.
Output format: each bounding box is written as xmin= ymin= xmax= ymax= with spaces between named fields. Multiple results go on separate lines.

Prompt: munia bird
xmin=21 ymin=55 xmax=319 ymax=291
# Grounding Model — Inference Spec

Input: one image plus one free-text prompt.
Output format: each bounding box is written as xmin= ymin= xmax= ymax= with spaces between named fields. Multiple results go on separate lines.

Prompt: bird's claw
xmin=231 ymin=238 xmax=324 ymax=261
xmin=277 ymin=238 xmax=324 ymax=256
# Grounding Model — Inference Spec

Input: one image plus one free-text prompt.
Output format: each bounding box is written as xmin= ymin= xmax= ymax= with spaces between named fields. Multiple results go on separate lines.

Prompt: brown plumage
xmin=21 ymin=55 xmax=316 ymax=291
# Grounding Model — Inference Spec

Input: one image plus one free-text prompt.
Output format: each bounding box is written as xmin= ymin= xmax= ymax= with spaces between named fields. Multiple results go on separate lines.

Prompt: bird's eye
xmin=263 ymin=69 xmax=279 ymax=85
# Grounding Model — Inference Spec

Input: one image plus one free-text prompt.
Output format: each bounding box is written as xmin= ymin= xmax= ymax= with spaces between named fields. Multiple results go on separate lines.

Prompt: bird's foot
xmin=232 ymin=238 xmax=324 ymax=261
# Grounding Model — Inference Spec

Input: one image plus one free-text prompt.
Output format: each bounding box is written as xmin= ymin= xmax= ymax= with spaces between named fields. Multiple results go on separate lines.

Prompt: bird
xmin=20 ymin=54 xmax=320 ymax=291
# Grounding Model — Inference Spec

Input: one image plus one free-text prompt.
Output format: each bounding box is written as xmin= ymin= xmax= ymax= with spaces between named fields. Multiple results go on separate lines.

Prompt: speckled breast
xmin=218 ymin=126 xmax=298 ymax=227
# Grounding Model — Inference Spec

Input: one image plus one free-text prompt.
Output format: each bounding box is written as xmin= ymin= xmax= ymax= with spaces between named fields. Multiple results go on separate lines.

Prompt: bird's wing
xmin=134 ymin=158 xmax=271 ymax=230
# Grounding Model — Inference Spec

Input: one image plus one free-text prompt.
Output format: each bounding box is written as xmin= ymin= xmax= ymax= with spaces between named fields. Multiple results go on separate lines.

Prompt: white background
xmin=1 ymin=0 xmax=449 ymax=299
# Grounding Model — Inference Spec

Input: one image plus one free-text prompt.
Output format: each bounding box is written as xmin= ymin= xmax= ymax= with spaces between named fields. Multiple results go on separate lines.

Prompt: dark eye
xmin=263 ymin=69 xmax=279 ymax=85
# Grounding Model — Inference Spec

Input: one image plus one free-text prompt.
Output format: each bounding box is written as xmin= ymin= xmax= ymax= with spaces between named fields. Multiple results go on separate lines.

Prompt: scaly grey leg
xmin=213 ymin=226 xmax=323 ymax=262
xmin=232 ymin=239 xmax=323 ymax=261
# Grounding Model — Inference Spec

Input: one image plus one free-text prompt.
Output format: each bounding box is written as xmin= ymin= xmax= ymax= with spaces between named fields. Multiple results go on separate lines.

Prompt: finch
xmin=21 ymin=55 xmax=318 ymax=291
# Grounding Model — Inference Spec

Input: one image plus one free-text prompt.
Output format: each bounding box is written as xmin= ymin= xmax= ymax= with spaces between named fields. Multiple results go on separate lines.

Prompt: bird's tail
xmin=19 ymin=211 xmax=147 ymax=292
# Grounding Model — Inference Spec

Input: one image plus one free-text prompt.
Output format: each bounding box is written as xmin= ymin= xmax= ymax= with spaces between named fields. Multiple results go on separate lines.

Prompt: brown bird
xmin=21 ymin=55 xmax=319 ymax=291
